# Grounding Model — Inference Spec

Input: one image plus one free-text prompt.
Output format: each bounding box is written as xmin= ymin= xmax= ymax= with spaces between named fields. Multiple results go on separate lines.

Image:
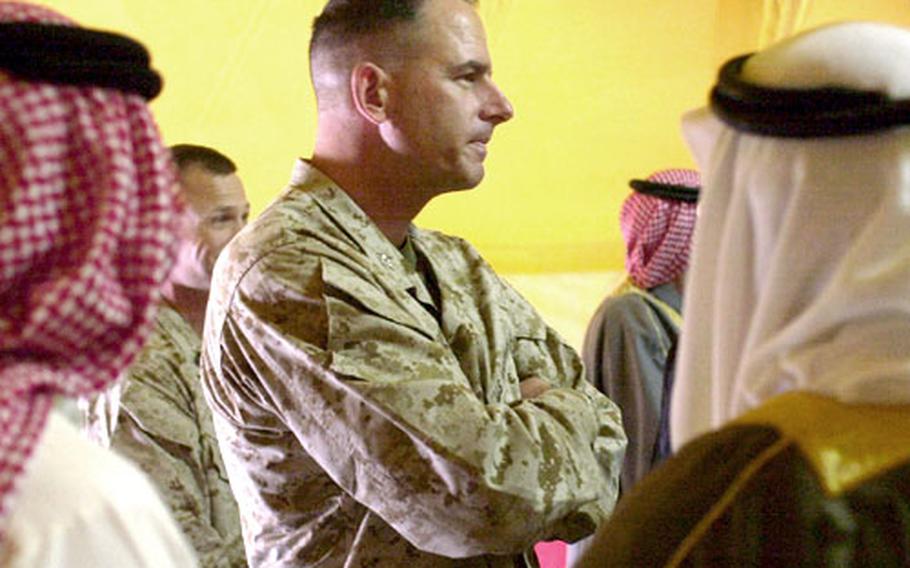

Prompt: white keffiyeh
xmin=672 ymin=21 xmax=910 ymax=449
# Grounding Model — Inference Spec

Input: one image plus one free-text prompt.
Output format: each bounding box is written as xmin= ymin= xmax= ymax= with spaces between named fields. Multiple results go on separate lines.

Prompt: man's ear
xmin=350 ymin=62 xmax=390 ymax=125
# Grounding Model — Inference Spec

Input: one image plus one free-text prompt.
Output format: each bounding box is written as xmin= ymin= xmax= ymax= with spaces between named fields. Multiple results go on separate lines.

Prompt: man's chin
xmin=422 ymin=165 xmax=486 ymax=197
xmin=437 ymin=181 xmax=483 ymax=197
xmin=449 ymin=167 xmax=486 ymax=192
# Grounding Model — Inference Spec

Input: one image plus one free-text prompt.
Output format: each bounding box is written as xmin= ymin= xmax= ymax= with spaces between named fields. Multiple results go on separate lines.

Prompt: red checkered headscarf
xmin=620 ymin=169 xmax=700 ymax=290
xmin=0 ymin=2 xmax=178 ymax=531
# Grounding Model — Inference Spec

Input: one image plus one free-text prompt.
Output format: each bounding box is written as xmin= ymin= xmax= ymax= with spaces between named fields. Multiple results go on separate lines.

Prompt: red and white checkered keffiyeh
xmin=620 ymin=169 xmax=699 ymax=290
xmin=0 ymin=2 xmax=178 ymax=533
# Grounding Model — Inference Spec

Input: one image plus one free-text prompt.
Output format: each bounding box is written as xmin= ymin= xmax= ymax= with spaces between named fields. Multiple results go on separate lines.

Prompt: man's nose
xmin=481 ymin=81 xmax=514 ymax=125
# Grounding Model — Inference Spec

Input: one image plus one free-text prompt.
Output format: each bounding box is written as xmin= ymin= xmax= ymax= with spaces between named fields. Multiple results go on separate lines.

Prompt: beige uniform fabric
xmin=201 ymin=160 xmax=626 ymax=567
xmin=85 ymin=306 xmax=246 ymax=567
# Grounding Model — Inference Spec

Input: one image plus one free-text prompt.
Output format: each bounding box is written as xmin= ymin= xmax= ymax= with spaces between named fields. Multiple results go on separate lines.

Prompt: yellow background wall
xmin=36 ymin=1 xmax=910 ymax=348
xmin=39 ymin=0 xmax=910 ymax=275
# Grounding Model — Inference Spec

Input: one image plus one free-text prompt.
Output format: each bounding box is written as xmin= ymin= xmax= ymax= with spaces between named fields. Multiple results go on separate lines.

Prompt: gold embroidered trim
xmin=735 ymin=392 xmax=910 ymax=496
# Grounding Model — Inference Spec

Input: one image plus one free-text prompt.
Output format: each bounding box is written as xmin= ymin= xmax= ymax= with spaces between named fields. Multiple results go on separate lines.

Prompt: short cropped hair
xmin=170 ymin=144 xmax=236 ymax=176
xmin=311 ymin=0 xmax=423 ymax=59
xmin=309 ymin=0 xmax=476 ymax=61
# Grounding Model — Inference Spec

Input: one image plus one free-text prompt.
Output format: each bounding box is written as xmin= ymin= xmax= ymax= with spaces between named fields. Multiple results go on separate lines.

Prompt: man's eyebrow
xmin=209 ymin=205 xmax=242 ymax=214
xmin=451 ymin=60 xmax=490 ymax=75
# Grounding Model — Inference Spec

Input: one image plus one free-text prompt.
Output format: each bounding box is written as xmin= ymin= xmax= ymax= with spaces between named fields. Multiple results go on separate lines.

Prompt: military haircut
xmin=170 ymin=144 xmax=237 ymax=176
xmin=309 ymin=0 xmax=477 ymax=60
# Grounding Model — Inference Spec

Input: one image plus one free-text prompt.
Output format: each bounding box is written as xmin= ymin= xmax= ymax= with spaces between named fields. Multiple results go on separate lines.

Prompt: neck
xmin=312 ymin=117 xmax=432 ymax=247
xmin=161 ymin=281 xmax=209 ymax=336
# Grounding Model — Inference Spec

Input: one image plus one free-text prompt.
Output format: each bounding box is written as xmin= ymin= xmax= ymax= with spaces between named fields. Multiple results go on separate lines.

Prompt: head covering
xmin=620 ymin=168 xmax=700 ymax=290
xmin=680 ymin=107 xmax=724 ymax=174
xmin=0 ymin=21 xmax=162 ymax=99
xmin=672 ymin=22 xmax=910 ymax=449
xmin=0 ymin=2 xmax=177 ymax=530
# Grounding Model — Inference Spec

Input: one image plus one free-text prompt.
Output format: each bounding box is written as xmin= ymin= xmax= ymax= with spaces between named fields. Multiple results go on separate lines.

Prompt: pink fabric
xmin=0 ymin=2 xmax=178 ymax=533
xmin=620 ymin=168 xmax=699 ymax=289
xmin=535 ymin=540 xmax=566 ymax=568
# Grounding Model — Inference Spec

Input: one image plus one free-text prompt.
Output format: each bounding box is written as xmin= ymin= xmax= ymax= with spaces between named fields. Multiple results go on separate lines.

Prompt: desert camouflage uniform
xmin=85 ymin=305 xmax=246 ymax=567
xmin=201 ymin=160 xmax=626 ymax=567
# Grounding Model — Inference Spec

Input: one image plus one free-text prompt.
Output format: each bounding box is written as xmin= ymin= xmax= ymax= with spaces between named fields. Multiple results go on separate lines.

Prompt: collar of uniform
xmin=398 ymin=233 xmax=440 ymax=319
xmin=288 ymin=159 xmax=434 ymax=301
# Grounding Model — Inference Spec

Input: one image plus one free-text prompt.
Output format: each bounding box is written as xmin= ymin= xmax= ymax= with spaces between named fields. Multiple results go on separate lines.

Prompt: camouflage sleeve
xmin=499 ymin=278 xmax=626 ymax=541
xmin=112 ymin=354 xmax=246 ymax=568
xmin=217 ymin=248 xmax=623 ymax=558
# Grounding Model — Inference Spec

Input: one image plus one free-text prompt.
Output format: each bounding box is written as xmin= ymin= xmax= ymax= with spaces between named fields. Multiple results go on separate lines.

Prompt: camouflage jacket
xmin=85 ymin=305 xmax=246 ymax=567
xmin=201 ymin=160 xmax=626 ymax=567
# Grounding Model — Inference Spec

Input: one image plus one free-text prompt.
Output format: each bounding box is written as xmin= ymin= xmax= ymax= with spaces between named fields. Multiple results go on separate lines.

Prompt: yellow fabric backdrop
xmin=37 ymin=0 xmax=910 ymax=347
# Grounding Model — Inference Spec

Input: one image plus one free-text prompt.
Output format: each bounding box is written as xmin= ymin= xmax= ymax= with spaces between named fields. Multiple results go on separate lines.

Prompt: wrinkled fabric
xmin=2 ymin=411 xmax=197 ymax=567
xmin=0 ymin=0 xmax=178 ymax=538
xmin=577 ymin=394 xmax=910 ymax=567
xmin=582 ymin=281 xmax=681 ymax=495
xmin=673 ymin=23 xmax=910 ymax=448
xmin=569 ymin=281 xmax=680 ymax=565
xmin=582 ymin=21 xmax=910 ymax=568
xmin=85 ymin=305 xmax=245 ymax=567
xmin=201 ymin=160 xmax=626 ymax=567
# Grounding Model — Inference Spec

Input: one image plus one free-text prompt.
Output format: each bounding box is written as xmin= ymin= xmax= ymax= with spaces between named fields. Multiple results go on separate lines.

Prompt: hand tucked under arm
xmin=519 ymin=376 xmax=551 ymax=399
